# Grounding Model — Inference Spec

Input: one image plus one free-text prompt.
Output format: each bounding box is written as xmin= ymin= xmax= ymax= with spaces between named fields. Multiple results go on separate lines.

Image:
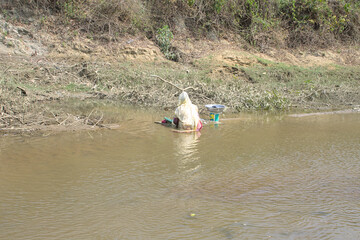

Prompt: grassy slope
xmin=1 ymin=1 xmax=360 ymax=130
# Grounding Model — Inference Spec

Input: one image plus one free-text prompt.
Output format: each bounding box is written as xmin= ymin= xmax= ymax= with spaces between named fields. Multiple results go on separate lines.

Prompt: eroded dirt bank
xmin=1 ymin=14 xmax=360 ymax=133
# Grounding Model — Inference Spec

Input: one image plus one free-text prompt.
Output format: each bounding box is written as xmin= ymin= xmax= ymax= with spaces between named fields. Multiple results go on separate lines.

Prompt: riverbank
xmin=1 ymin=11 xmax=360 ymax=132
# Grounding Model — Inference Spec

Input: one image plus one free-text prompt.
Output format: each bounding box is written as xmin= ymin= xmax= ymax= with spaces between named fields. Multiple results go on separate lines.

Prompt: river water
xmin=1 ymin=110 xmax=359 ymax=239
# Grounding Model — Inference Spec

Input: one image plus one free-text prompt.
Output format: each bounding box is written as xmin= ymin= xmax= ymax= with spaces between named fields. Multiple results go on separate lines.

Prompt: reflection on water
xmin=173 ymin=132 xmax=202 ymax=215
xmin=175 ymin=131 xmax=201 ymax=158
xmin=1 ymin=111 xmax=360 ymax=239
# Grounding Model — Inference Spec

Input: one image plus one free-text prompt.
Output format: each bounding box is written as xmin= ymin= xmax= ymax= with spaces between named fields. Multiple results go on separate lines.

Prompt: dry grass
xmin=1 ymin=51 xmax=360 ymax=132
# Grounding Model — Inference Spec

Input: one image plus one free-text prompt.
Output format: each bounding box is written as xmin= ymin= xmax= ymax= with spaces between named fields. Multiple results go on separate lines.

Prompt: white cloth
xmin=175 ymin=92 xmax=200 ymax=130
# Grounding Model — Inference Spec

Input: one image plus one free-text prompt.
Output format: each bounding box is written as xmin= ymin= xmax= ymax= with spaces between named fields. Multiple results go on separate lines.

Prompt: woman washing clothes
xmin=173 ymin=92 xmax=203 ymax=132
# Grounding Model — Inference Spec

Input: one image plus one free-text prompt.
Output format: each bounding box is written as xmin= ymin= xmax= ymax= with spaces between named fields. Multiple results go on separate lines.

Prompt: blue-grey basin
xmin=205 ymin=104 xmax=226 ymax=113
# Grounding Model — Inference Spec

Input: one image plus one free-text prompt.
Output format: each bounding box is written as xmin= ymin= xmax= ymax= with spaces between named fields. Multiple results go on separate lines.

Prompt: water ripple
xmin=1 ymin=113 xmax=360 ymax=239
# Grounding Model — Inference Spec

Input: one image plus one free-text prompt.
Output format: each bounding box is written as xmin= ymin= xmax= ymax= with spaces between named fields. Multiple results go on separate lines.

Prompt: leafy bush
xmin=280 ymin=0 xmax=360 ymax=46
xmin=156 ymin=25 xmax=177 ymax=61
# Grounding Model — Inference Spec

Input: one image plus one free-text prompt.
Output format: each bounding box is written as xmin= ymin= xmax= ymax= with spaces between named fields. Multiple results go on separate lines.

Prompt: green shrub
xmin=280 ymin=0 xmax=360 ymax=45
xmin=156 ymin=25 xmax=177 ymax=61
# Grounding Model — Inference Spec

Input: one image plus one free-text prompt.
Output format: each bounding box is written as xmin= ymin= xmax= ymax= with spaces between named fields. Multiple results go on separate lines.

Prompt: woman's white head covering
xmin=178 ymin=91 xmax=191 ymax=106
xmin=175 ymin=92 xmax=200 ymax=130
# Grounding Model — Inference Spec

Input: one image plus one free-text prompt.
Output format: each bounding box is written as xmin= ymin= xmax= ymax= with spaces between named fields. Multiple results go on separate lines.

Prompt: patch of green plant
xmin=57 ymin=0 xmax=86 ymax=21
xmin=1 ymin=9 xmax=10 ymax=21
xmin=65 ymin=83 xmax=91 ymax=92
xmin=187 ymin=0 xmax=195 ymax=7
xmin=281 ymin=0 xmax=357 ymax=35
xmin=156 ymin=25 xmax=177 ymax=61
xmin=214 ymin=0 xmax=227 ymax=14
xmin=1 ymin=28 xmax=9 ymax=38
xmin=256 ymin=57 xmax=274 ymax=66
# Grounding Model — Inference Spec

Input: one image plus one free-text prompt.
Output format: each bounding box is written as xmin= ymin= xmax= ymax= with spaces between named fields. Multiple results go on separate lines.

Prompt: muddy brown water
xmin=1 ymin=110 xmax=359 ymax=239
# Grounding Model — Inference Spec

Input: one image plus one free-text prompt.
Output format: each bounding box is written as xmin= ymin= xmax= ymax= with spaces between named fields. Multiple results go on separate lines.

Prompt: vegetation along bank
xmin=1 ymin=0 xmax=360 ymax=131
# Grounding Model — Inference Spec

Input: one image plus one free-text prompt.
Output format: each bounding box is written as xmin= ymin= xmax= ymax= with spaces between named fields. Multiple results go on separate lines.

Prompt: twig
xmin=50 ymin=111 xmax=61 ymax=124
xmin=85 ymin=109 xmax=95 ymax=125
xmin=183 ymin=86 xmax=197 ymax=91
xmin=0 ymin=127 xmax=32 ymax=132
xmin=64 ymin=71 xmax=81 ymax=82
xmin=44 ymin=67 xmax=56 ymax=81
xmin=92 ymin=112 xmax=104 ymax=128
xmin=28 ymin=120 xmax=52 ymax=126
xmin=87 ymin=131 xmax=94 ymax=139
xmin=195 ymin=92 xmax=212 ymax=101
xmin=69 ymin=118 xmax=83 ymax=126
xmin=16 ymin=86 xmax=27 ymax=96
xmin=59 ymin=114 xmax=71 ymax=125
xmin=3 ymin=66 xmax=11 ymax=75
xmin=151 ymin=75 xmax=196 ymax=92
xmin=2 ymin=113 xmax=24 ymax=124
xmin=0 ymin=115 xmax=13 ymax=120
xmin=151 ymin=75 xmax=183 ymax=91
xmin=150 ymin=75 xmax=211 ymax=102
